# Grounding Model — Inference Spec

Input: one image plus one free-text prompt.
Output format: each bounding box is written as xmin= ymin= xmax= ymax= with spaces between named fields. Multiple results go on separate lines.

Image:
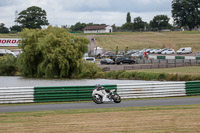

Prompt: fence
xmin=124 ymin=59 xmax=200 ymax=70
xmin=0 ymin=81 xmax=200 ymax=103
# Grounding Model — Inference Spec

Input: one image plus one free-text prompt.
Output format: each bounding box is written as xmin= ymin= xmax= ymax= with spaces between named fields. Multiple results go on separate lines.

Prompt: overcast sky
xmin=0 ymin=0 xmax=173 ymax=28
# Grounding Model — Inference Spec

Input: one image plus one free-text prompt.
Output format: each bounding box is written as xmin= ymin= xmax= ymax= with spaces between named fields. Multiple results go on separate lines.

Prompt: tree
xmin=17 ymin=26 xmax=89 ymax=78
xmin=0 ymin=23 xmax=9 ymax=33
xmin=70 ymin=22 xmax=86 ymax=32
xmin=172 ymin=0 xmax=200 ymax=30
xmin=121 ymin=22 xmax=134 ymax=31
xmin=126 ymin=12 xmax=131 ymax=23
xmin=133 ymin=17 xmax=145 ymax=31
xmin=150 ymin=15 xmax=170 ymax=31
xmin=10 ymin=25 xmax=23 ymax=32
xmin=16 ymin=6 xmax=49 ymax=29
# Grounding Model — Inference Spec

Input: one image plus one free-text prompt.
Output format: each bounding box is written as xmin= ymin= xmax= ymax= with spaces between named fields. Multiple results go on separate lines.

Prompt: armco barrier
xmin=186 ymin=81 xmax=200 ymax=96
xmin=0 ymin=81 xmax=200 ymax=103
xmin=0 ymin=87 xmax=34 ymax=103
xmin=34 ymin=85 xmax=116 ymax=102
xmin=117 ymin=82 xmax=186 ymax=99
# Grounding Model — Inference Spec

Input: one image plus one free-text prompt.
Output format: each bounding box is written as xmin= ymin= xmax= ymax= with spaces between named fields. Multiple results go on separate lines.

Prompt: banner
xmin=0 ymin=38 xmax=21 ymax=47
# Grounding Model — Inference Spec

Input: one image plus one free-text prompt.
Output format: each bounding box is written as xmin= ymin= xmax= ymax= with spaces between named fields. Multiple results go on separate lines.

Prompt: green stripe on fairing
xmin=34 ymin=85 xmax=117 ymax=102
xmin=186 ymin=81 xmax=200 ymax=96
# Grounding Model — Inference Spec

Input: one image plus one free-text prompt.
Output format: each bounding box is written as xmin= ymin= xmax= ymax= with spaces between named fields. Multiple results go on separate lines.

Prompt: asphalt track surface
xmin=0 ymin=97 xmax=200 ymax=113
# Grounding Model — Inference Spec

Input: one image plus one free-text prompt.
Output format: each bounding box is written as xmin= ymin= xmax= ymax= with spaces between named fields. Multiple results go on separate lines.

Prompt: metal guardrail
xmin=34 ymin=85 xmax=116 ymax=103
xmin=0 ymin=81 xmax=200 ymax=103
xmin=117 ymin=82 xmax=186 ymax=99
xmin=0 ymin=87 xmax=34 ymax=103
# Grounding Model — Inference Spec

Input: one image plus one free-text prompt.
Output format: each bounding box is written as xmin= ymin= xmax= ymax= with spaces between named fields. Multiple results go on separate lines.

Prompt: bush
xmin=0 ymin=55 xmax=17 ymax=76
xmin=104 ymin=71 xmax=125 ymax=79
xmin=78 ymin=61 xmax=102 ymax=78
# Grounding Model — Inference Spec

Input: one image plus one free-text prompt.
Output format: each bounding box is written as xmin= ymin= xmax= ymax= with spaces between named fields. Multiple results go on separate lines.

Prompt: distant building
xmin=83 ymin=25 xmax=113 ymax=33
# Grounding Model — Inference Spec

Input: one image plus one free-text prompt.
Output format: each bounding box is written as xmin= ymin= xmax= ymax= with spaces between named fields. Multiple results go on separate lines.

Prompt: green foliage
xmin=133 ymin=17 xmax=146 ymax=31
xmin=121 ymin=23 xmax=134 ymax=31
xmin=172 ymin=0 xmax=200 ymax=30
xmin=16 ymin=6 xmax=49 ymax=29
xmin=78 ymin=61 xmax=102 ymax=78
xmin=0 ymin=55 xmax=17 ymax=76
xmin=105 ymin=71 xmax=125 ymax=79
xmin=70 ymin=22 xmax=86 ymax=32
xmin=17 ymin=26 xmax=89 ymax=78
xmin=0 ymin=23 xmax=9 ymax=33
xmin=70 ymin=22 xmax=107 ymax=32
xmin=150 ymin=15 xmax=170 ymax=31
xmin=10 ymin=25 xmax=23 ymax=32
xmin=99 ymin=71 xmax=200 ymax=81
xmin=126 ymin=12 xmax=131 ymax=23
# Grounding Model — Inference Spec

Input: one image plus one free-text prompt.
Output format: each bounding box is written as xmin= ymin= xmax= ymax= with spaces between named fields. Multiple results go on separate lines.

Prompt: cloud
xmin=0 ymin=0 xmax=172 ymax=28
xmin=59 ymin=0 xmax=171 ymax=12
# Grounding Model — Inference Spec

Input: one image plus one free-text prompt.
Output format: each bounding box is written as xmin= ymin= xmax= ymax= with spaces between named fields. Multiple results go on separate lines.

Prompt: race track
xmin=0 ymin=97 xmax=200 ymax=113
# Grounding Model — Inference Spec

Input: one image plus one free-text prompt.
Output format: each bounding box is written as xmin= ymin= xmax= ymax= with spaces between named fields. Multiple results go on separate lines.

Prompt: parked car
xmin=100 ymin=58 xmax=115 ymax=65
xmin=146 ymin=49 xmax=153 ymax=53
xmin=150 ymin=49 xmax=160 ymax=54
xmin=154 ymin=49 xmax=163 ymax=54
xmin=115 ymin=56 xmax=135 ymax=65
xmin=177 ymin=47 xmax=192 ymax=54
xmin=126 ymin=50 xmax=139 ymax=56
xmin=159 ymin=48 xmax=170 ymax=54
xmin=131 ymin=51 xmax=144 ymax=59
xmin=161 ymin=49 xmax=175 ymax=54
xmin=83 ymin=57 xmax=95 ymax=63
xmin=101 ymin=51 xmax=115 ymax=58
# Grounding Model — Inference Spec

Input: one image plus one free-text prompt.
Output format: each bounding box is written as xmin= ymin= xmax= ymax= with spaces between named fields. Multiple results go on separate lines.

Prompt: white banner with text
xmin=0 ymin=38 xmax=21 ymax=47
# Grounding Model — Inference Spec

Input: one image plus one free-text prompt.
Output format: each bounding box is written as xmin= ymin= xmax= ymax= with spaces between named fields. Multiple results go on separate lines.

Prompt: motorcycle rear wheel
xmin=113 ymin=94 xmax=121 ymax=103
xmin=92 ymin=94 xmax=103 ymax=104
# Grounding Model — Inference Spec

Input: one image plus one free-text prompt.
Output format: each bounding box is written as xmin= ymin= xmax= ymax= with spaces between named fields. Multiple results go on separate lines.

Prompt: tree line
xmin=0 ymin=0 xmax=200 ymax=33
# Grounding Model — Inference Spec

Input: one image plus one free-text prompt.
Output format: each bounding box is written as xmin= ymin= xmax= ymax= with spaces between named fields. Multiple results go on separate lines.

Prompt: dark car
xmin=100 ymin=58 xmax=115 ymax=65
xmin=115 ymin=57 xmax=135 ymax=65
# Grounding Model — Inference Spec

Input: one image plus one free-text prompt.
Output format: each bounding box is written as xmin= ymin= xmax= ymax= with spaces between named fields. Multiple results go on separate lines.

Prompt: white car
xmin=150 ymin=49 xmax=160 ymax=54
xmin=161 ymin=49 xmax=175 ymax=54
xmin=83 ymin=57 xmax=95 ymax=63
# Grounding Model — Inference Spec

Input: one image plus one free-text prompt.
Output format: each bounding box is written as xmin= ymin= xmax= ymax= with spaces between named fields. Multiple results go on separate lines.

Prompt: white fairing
xmin=92 ymin=89 xmax=115 ymax=102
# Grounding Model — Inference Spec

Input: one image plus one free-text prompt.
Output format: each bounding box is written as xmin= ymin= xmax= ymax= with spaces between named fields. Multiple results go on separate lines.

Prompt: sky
xmin=0 ymin=0 xmax=173 ymax=28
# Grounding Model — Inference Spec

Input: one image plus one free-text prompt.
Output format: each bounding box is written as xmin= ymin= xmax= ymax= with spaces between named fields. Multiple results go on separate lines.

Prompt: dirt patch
xmin=1 ymin=108 xmax=200 ymax=133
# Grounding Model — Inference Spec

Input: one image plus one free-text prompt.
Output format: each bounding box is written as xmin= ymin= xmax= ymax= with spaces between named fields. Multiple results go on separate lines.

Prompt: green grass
xmin=93 ymin=31 xmax=200 ymax=52
xmin=0 ymin=33 xmax=19 ymax=38
xmin=1 ymin=104 xmax=200 ymax=116
xmin=1 ymin=102 xmax=200 ymax=132
xmin=130 ymin=66 xmax=200 ymax=75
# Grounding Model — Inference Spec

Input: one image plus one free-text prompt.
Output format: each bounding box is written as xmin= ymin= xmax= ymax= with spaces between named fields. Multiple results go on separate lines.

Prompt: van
xmin=0 ymin=49 xmax=17 ymax=57
xmin=177 ymin=47 xmax=192 ymax=54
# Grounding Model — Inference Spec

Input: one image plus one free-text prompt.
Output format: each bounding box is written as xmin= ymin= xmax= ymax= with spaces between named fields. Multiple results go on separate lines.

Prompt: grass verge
xmin=1 ymin=104 xmax=200 ymax=133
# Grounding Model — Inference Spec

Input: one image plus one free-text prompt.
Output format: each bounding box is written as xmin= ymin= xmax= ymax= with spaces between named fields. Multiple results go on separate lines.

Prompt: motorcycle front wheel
xmin=92 ymin=94 xmax=103 ymax=104
xmin=113 ymin=94 xmax=121 ymax=103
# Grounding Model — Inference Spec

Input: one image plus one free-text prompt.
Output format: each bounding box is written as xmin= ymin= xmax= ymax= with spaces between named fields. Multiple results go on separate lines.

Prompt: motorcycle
xmin=92 ymin=85 xmax=121 ymax=104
